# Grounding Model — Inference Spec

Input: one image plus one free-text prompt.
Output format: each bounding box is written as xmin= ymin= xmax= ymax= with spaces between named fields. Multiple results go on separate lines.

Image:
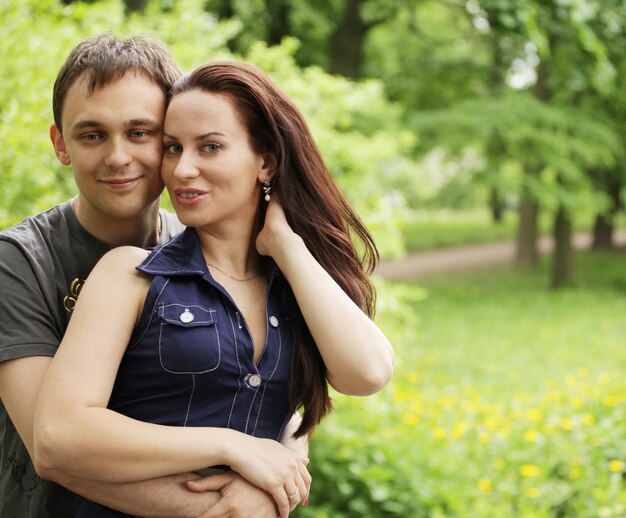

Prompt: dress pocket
xmin=158 ymin=303 xmax=221 ymax=374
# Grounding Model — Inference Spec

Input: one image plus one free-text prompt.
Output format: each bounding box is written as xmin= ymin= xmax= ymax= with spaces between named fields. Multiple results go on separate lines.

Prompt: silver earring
xmin=263 ymin=179 xmax=271 ymax=202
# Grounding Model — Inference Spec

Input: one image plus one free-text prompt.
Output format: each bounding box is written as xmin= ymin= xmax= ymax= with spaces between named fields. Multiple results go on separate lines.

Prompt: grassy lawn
xmin=297 ymin=250 xmax=626 ymax=517
xmin=398 ymin=209 xmax=620 ymax=253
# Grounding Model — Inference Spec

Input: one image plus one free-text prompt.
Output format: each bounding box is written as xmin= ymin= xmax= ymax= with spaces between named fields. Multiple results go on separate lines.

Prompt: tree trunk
xmin=484 ymin=32 xmax=507 ymax=224
xmin=490 ymin=186 xmax=503 ymax=223
xmin=592 ymin=175 xmax=622 ymax=250
xmin=486 ymin=132 xmax=505 ymax=224
xmin=328 ymin=0 xmax=369 ymax=78
xmin=516 ymin=196 xmax=539 ymax=266
xmin=551 ymin=205 xmax=573 ymax=288
xmin=592 ymin=215 xmax=613 ymax=250
xmin=124 ymin=0 xmax=147 ymax=14
xmin=267 ymin=1 xmax=292 ymax=45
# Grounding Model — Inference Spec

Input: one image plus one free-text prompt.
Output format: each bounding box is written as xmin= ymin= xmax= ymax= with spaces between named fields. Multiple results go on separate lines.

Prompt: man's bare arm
xmin=0 ymin=356 xmax=220 ymax=518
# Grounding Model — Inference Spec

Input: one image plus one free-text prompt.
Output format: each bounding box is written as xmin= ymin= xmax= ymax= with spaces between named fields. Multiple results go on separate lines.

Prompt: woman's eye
xmin=164 ymin=143 xmax=182 ymax=154
xmin=203 ymin=143 xmax=221 ymax=153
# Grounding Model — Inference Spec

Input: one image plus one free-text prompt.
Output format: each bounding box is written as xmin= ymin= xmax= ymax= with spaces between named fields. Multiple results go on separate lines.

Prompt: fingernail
xmin=303 ymin=498 xmax=309 ymax=506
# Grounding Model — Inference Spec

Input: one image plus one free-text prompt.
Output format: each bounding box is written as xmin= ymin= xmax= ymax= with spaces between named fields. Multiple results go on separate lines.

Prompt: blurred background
xmin=1 ymin=0 xmax=625 ymax=516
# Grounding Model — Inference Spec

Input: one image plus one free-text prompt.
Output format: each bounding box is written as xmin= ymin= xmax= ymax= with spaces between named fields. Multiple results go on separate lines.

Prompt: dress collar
xmin=137 ymin=227 xmax=278 ymax=279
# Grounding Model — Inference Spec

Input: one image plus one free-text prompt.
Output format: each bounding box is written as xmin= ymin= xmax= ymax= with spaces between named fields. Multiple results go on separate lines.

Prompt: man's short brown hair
xmin=53 ymin=33 xmax=180 ymax=132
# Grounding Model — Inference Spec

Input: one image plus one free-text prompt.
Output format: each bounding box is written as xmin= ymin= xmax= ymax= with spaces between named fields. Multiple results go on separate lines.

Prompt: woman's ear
xmin=50 ymin=124 xmax=71 ymax=166
xmin=258 ymin=152 xmax=277 ymax=182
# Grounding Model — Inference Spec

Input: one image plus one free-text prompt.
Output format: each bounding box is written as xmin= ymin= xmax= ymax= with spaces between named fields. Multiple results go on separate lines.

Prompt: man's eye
xmin=131 ymin=130 xmax=148 ymax=138
xmin=203 ymin=143 xmax=221 ymax=153
xmin=82 ymin=133 xmax=101 ymax=141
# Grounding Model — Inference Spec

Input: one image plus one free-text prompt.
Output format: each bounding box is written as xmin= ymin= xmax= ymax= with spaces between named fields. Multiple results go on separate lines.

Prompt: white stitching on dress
xmin=251 ymin=326 xmax=281 ymax=436
xmin=184 ymin=374 xmax=196 ymax=426
xmin=223 ymin=295 xmax=242 ymax=430
xmin=128 ymin=278 xmax=170 ymax=349
xmin=158 ymin=316 xmax=221 ymax=374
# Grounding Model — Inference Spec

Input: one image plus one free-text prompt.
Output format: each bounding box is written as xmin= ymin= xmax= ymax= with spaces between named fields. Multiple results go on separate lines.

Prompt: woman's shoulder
xmin=92 ymin=246 xmax=151 ymax=279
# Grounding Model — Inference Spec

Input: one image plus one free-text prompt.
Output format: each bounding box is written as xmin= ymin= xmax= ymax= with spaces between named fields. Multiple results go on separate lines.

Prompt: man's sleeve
xmin=0 ymin=240 xmax=60 ymax=362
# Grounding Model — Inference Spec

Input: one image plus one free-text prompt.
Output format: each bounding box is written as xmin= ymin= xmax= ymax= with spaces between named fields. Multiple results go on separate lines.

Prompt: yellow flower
xmin=523 ymin=430 xmax=540 ymax=443
xmin=608 ymin=460 xmax=624 ymax=473
xmin=581 ymin=414 xmax=596 ymax=426
xmin=451 ymin=422 xmax=467 ymax=440
xmin=493 ymin=458 xmax=506 ymax=470
xmin=544 ymin=423 xmax=558 ymax=435
xmin=564 ymin=375 xmax=577 ymax=387
xmin=519 ymin=464 xmax=541 ymax=478
xmin=403 ymin=414 xmax=419 ymax=426
xmin=526 ymin=487 xmax=540 ymax=499
xmin=526 ymin=409 xmax=542 ymax=422
xmin=560 ymin=418 xmax=574 ymax=431
xmin=406 ymin=372 xmax=420 ymax=384
xmin=478 ymin=479 xmax=492 ymax=493
xmin=570 ymin=396 xmax=583 ymax=409
xmin=432 ymin=427 xmax=447 ymax=440
xmin=484 ymin=417 xmax=499 ymax=431
xmin=569 ymin=466 xmax=583 ymax=480
xmin=602 ymin=395 xmax=618 ymax=407
xmin=478 ymin=431 xmax=491 ymax=444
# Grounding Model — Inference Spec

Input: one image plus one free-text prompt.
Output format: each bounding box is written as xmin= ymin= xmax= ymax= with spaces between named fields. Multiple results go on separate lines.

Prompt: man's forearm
xmin=55 ymin=471 xmax=220 ymax=518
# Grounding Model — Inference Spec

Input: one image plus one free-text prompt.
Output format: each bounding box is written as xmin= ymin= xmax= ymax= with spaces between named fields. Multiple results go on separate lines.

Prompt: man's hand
xmin=188 ymin=472 xmax=278 ymax=518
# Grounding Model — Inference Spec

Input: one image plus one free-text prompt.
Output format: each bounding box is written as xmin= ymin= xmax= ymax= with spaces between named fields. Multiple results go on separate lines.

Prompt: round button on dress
xmin=247 ymin=374 xmax=262 ymax=388
xmin=269 ymin=316 xmax=279 ymax=328
xmin=179 ymin=308 xmax=195 ymax=323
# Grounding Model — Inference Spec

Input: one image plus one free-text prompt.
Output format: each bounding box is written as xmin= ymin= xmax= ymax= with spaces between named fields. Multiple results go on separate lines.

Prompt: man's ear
xmin=50 ymin=124 xmax=71 ymax=166
xmin=258 ymin=152 xmax=277 ymax=182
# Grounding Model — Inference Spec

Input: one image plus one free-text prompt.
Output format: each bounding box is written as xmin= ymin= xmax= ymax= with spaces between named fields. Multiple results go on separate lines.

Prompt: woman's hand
xmin=256 ymin=199 xmax=301 ymax=260
xmin=228 ymin=434 xmax=310 ymax=518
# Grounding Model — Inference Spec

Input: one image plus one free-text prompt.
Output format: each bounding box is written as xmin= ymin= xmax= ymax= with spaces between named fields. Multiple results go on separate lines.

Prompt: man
xmin=0 ymin=33 xmax=305 ymax=517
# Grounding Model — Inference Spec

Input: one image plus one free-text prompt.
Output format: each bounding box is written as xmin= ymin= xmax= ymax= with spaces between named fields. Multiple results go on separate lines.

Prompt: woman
xmin=34 ymin=61 xmax=394 ymax=517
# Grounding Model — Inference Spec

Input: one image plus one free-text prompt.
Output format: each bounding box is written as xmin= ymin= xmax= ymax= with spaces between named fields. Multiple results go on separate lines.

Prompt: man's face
xmin=52 ymin=71 xmax=166 ymax=223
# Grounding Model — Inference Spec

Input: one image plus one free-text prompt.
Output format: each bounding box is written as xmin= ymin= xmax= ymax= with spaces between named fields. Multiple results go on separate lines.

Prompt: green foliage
xmin=1 ymin=0 xmax=416 ymax=259
xmin=366 ymin=0 xmax=489 ymax=110
xmin=297 ymin=251 xmax=626 ymax=517
xmin=0 ymin=0 xmax=235 ymax=228
xmin=242 ymin=39 xmax=416 ymax=257
xmin=411 ymin=92 xmax=621 ymax=215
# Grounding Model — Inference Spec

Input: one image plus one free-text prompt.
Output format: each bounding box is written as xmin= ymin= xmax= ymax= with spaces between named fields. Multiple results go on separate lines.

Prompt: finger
xmin=272 ymin=488 xmax=290 ymax=518
xmin=293 ymin=477 xmax=307 ymax=510
xmin=297 ymin=460 xmax=312 ymax=495
xmin=285 ymin=482 xmax=303 ymax=512
xmin=186 ymin=473 xmax=233 ymax=493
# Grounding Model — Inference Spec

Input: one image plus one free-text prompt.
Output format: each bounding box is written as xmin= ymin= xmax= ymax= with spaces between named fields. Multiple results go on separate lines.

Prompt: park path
xmin=375 ymin=229 xmax=626 ymax=281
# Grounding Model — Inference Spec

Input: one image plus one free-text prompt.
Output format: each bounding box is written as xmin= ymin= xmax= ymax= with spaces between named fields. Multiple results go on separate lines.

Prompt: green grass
xmin=400 ymin=209 xmax=520 ymax=252
xmin=297 ymin=250 xmax=626 ymax=517
xmin=399 ymin=209 xmax=609 ymax=253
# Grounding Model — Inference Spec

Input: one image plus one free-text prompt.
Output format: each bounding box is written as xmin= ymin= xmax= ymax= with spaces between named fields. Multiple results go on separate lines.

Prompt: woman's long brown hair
xmin=170 ymin=61 xmax=378 ymax=437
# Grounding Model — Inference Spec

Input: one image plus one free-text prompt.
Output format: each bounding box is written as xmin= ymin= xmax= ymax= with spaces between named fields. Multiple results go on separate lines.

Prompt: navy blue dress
xmin=76 ymin=228 xmax=294 ymax=517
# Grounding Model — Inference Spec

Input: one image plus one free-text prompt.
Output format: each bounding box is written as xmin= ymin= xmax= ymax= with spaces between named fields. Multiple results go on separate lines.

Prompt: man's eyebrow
xmin=127 ymin=118 xmax=162 ymax=129
xmin=72 ymin=120 xmax=105 ymax=130
xmin=71 ymin=119 xmax=162 ymax=131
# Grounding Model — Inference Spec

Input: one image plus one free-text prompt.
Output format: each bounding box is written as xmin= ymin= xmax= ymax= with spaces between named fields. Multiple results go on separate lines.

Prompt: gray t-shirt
xmin=0 ymin=200 xmax=183 ymax=517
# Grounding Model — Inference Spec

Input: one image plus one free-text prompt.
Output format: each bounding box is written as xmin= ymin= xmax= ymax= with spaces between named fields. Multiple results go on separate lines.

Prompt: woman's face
xmin=162 ymin=89 xmax=272 ymax=230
